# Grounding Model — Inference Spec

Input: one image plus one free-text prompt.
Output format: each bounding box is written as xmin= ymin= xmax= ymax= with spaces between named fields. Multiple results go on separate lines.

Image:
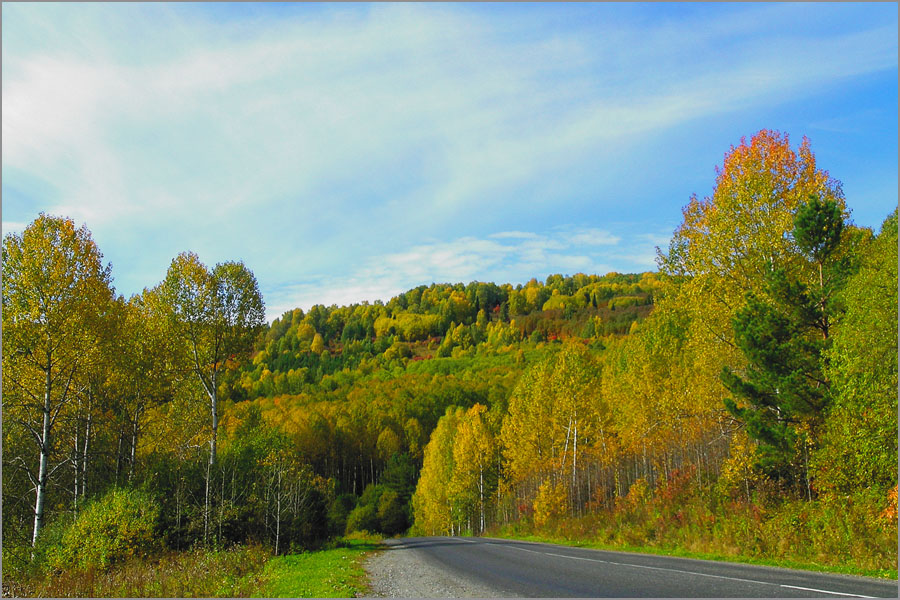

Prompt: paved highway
xmin=380 ymin=537 xmax=898 ymax=598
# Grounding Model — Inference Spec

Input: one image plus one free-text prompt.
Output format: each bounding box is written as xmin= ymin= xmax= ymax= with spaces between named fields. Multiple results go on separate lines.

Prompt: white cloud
xmin=265 ymin=227 xmax=655 ymax=319
xmin=1 ymin=221 xmax=28 ymax=236
xmin=563 ymin=228 xmax=622 ymax=246
xmin=2 ymin=3 xmax=895 ymax=310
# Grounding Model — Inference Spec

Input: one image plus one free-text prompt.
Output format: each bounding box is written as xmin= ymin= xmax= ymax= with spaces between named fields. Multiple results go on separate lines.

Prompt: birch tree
xmin=159 ymin=252 xmax=265 ymax=542
xmin=2 ymin=215 xmax=114 ymax=547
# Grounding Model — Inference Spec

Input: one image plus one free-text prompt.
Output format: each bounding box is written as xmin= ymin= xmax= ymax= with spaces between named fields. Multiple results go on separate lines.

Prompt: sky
xmin=3 ymin=2 xmax=897 ymax=322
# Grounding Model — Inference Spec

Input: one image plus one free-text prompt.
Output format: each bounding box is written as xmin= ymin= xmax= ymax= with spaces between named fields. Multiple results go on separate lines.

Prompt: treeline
xmin=2 ymin=214 xmax=654 ymax=578
xmin=410 ymin=131 xmax=898 ymax=571
xmin=230 ymin=272 xmax=656 ymax=399
xmin=2 ymin=227 xmax=324 ymax=575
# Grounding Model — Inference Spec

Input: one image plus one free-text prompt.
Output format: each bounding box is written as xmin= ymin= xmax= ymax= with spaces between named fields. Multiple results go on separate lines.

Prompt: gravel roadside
xmin=362 ymin=538 xmax=514 ymax=598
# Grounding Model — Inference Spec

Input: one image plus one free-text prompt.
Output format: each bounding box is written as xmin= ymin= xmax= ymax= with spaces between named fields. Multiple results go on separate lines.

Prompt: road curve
xmin=373 ymin=536 xmax=897 ymax=598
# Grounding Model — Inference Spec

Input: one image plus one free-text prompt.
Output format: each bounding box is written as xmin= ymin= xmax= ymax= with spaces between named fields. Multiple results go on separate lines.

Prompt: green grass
xmin=488 ymin=528 xmax=898 ymax=581
xmin=7 ymin=535 xmax=383 ymax=598
xmin=253 ymin=533 xmax=383 ymax=598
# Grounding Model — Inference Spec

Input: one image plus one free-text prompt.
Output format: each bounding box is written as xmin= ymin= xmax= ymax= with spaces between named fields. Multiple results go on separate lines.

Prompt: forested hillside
xmin=3 ymin=130 xmax=897 ymax=586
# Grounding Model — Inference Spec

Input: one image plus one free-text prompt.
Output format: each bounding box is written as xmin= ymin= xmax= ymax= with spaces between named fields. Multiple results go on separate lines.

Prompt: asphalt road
xmin=381 ymin=537 xmax=898 ymax=598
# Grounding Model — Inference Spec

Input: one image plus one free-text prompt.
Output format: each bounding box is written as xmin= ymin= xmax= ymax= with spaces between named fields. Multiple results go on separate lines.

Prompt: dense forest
xmin=3 ymin=130 xmax=897 ymax=583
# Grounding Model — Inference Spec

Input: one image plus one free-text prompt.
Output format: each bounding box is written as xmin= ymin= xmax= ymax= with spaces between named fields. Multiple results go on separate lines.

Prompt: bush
xmin=327 ymin=494 xmax=358 ymax=537
xmin=345 ymin=503 xmax=378 ymax=534
xmin=377 ymin=490 xmax=409 ymax=536
xmin=533 ymin=480 xmax=568 ymax=528
xmin=47 ymin=488 xmax=160 ymax=571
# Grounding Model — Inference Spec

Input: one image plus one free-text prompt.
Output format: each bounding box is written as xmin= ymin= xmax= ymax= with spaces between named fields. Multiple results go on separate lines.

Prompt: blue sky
xmin=3 ymin=2 xmax=897 ymax=321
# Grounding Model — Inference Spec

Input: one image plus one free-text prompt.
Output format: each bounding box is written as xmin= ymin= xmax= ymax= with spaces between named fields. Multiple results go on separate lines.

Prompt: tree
xmin=720 ymin=196 xmax=852 ymax=490
xmin=814 ymin=210 xmax=898 ymax=494
xmin=2 ymin=215 xmax=114 ymax=547
xmin=658 ymin=131 xmax=846 ymax=390
xmin=448 ymin=404 xmax=497 ymax=533
xmin=501 ymin=342 xmax=603 ymax=518
xmin=159 ymin=252 xmax=265 ymax=542
xmin=411 ymin=407 xmax=464 ymax=535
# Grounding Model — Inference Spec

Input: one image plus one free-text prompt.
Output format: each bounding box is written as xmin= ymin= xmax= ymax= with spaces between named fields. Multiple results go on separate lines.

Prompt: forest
xmin=3 ymin=130 xmax=897 ymax=587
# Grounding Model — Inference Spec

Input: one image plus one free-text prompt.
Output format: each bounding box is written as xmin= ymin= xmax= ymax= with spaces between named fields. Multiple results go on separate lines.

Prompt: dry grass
xmin=17 ymin=543 xmax=269 ymax=598
xmin=491 ymin=488 xmax=898 ymax=579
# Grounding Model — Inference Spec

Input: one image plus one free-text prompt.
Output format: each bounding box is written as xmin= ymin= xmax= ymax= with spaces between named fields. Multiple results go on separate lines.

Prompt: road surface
xmin=365 ymin=536 xmax=898 ymax=598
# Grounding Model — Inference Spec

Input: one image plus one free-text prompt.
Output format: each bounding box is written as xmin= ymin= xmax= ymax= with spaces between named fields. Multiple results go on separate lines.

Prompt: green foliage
xmin=23 ymin=544 xmax=268 ymax=598
xmin=345 ymin=503 xmax=378 ymax=535
xmin=793 ymin=195 xmax=844 ymax=266
xmin=720 ymin=290 xmax=823 ymax=480
xmin=327 ymin=494 xmax=358 ymax=537
xmin=376 ymin=489 xmax=408 ymax=536
xmin=721 ymin=195 xmax=852 ymax=486
xmin=47 ymin=488 xmax=160 ymax=572
xmin=814 ymin=210 xmax=898 ymax=494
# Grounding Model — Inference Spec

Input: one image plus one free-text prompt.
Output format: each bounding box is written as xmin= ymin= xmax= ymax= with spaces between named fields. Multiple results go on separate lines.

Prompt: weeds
xmin=489 ymin=486 xmax=897 ymax=579
xmin=18 ymin=543 xmax=269 ymax=598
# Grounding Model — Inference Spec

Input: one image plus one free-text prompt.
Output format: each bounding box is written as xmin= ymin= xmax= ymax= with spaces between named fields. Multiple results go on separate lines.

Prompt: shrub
xmin=327 ymin=494 xmax=358 ymax=536
xmin=47 ymin=488 xmax=160 ymax=571
xmin=345 ymin=503 xmax=378 ymax=534
xmin=377 ymin=489 xmax=409 ymax=536
xmin=533 ymin=480 xmax=568 ymax=528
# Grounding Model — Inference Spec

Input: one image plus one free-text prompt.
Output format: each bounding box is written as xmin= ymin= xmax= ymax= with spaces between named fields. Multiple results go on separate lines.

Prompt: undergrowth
xmin=489 ymin=487 xmax=897 ymax=580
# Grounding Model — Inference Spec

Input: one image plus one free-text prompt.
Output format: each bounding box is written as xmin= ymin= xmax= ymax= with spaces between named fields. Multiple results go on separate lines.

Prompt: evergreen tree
xmin=720 ymin=196 xmax=850 ymax=489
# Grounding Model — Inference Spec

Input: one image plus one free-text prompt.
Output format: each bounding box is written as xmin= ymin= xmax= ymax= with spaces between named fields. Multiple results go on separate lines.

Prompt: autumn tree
xmin=448 ymin=404 xmax=497 ymax=533
xmin=659 ymin=130 xmax=845 ymax=373
xmin=720 ymin=196 xmax=854 ymax=491
xmin=501 ymin=342 xmax=603 ymax=517
xmin=2 ymin=215 xmax=114 ymax=547
xmin=159 ymin=252 xmax=265 ymax=542
xmin=412 ymin=407 xmax=464 ymax=535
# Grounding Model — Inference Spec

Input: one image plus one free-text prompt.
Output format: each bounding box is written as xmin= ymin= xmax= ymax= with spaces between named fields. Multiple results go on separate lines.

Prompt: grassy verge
xmin=15 ymin=543 xmax=270 ymax=598
xmin=5 ymin=534 xmax=383 ymax=598
xmin=489 ymin=488 xmax=898 ymax=580
xmin=252 ymin=533 xmax=383 ymax=598
xmin=490 ymin=528 xmax=897 ymax=580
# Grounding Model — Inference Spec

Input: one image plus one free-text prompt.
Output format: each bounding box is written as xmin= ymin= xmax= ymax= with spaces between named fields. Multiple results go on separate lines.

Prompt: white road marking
xmin=780 ymin=584 xmax=874 ymax=598
xmin=481 ymin=540 xmax=875 ymax=597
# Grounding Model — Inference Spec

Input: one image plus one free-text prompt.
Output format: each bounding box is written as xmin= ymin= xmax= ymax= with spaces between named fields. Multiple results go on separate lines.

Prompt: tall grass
xmin=491 ymin=486 xmax=897 ymax=579
xmin=14 ymin=543 xmax=269 ymax=598
xmin=5 ymin=534 xmax=382 ymax=598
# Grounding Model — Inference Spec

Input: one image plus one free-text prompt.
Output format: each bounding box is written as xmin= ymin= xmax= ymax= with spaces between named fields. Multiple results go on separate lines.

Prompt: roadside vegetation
xmin=3 ymin=129 xmax=895 ymax=594
xmin=252 ymin=532 xmax=380 ymax=598
xmin=490 ymin=485 xmax=897 ymax=579
xmin=3 ymin=534 xmax=379 ymax=598
xmin=408 ymin=131 xmax=898 ymax=578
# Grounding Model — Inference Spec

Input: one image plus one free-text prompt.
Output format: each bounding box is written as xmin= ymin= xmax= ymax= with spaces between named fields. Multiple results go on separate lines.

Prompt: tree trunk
xmin=479 ymin=466 xmax=484 ymax=534
xmin=32 ymin=366 xmax=52 ymax=548
xmin=82 ymin=403 xmax=92 ymax=499
xmin=129 ymin=404 xmax=140 ymax=482
xmin=572 ymin=419 xmax=578 ymax=516
xmin=204 ymin=375 xmax=218 ymax=547
xmin=204 ymin=458 xmax=211 ymax=545
xmin=73 ymin=422 xmax=80 ymax=516
xmin=275 ymin=468 xmax=282 ymax=556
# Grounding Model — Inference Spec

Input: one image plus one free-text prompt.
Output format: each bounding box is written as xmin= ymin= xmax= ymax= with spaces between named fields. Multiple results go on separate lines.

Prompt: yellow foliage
xmin=533 ymin=480 xmax=568 ymax=528
xmin=717 ymin=430 xmax=762 ymax=501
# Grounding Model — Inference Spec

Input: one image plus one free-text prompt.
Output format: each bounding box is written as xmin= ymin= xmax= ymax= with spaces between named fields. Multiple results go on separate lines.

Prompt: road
xmin=371 ymin=536 xmax=897 ymax=598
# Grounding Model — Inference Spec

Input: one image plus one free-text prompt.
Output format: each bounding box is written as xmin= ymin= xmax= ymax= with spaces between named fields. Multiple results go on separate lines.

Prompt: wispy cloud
xmin=2 ymin=2 xmax=896 ymax=317
xmin=264 ymin=227 xmax=657 ymax=320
